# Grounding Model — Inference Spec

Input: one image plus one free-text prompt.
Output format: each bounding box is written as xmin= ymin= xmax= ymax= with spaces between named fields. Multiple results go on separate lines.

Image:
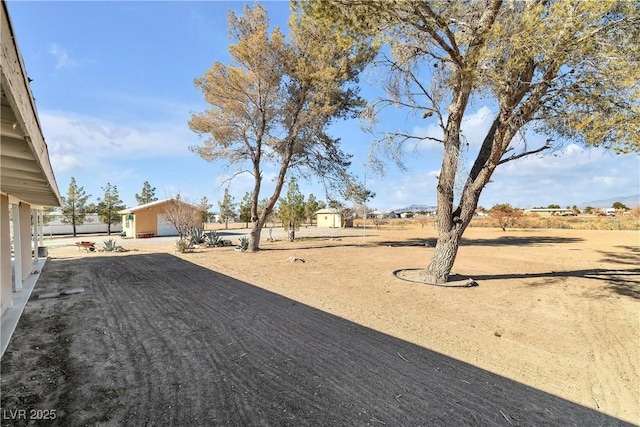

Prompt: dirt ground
xmin=1 ymin=225 xmax=638 ymax=425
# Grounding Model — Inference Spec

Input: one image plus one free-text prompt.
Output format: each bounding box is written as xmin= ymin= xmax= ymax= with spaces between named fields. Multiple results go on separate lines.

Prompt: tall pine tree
xmin=135 ymin=181 xmax=158 ymax=205
xmin=278 ymin=177 xmax=306 ymax=242
xmin=97 ymin=183 xmax=126 ymax=235
xmin=61 ymin=177 xmax=91 ymax=237
xmin=218 ymin=189 xmax=236 ymax=230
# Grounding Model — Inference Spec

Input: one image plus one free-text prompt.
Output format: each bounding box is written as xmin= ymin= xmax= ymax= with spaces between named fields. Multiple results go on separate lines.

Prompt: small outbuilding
xmin=315 ymin=208 xmax=353 ymax=228
xmin=119 ymin=199 xmax=199 ymax=238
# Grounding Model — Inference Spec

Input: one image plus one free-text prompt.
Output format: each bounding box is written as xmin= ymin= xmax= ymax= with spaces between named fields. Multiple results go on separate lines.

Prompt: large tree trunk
xmin=288 ymin=220 xmax=295 ymax=242
xmin=248 ymin=149 xmax=292 ymax=252
xmin=249 ymin=219 xmax=265 ymax=251
xmin=425 ymin=225 xmax=465 ymax=284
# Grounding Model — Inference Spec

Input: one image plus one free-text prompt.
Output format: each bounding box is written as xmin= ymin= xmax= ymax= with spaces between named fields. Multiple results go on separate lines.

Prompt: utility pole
xmin=363 ymin=163 xmax=366 ymax=240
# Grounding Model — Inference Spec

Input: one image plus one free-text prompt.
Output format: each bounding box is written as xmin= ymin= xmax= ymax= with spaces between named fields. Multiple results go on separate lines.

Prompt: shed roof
xmin=118 ymin=198 xmax=199 ymax=214
xmin=315 ymin=208 xmax=340 ymax=215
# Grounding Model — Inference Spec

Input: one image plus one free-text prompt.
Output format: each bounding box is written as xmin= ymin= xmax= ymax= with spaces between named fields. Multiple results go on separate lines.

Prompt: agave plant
xmin=187 ymin=225 xmax=206 ymax=244
xmin=204 ymin=231 xmax=222 ymax=247
xmin=103 ymin=239 xmax=118 ymax=252
xmin=237 ymin=236 xmax=249 ymax=252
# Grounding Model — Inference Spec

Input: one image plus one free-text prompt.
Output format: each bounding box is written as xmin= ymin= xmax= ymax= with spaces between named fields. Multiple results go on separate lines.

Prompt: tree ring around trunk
xmin=392 ymin=269 xmax=478 ymax=288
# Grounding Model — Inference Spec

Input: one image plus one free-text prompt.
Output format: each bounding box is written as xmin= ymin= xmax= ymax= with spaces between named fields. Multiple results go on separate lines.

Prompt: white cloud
xmin=368 ymin=170 xmax=439 ymax=210
xmin=410 ymin=105 xmax=495 ymax=153
xmin=459 ymin=105 xmax=494 ymax=148
xmin=481 ymin=145 xmax=639 ymax=208
xmin=41 ymin=110 xmax=198 ymax=173
xmin=49 ymin=43 xmax=78 ymax=71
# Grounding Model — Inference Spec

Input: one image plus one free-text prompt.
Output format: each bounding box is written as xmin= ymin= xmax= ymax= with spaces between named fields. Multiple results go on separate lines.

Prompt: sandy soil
xmin=1 ymin=225 xmax=638 ymax=425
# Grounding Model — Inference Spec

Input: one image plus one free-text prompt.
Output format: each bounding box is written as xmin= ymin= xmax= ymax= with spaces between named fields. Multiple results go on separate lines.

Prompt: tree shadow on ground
xmin=258 ymin=235 xmax=378 ymax=252
xmin=375 ymin=235 xmax=585 ymax=248
xmin=465 ymin=268 xmax=640 ymax=300
xmin=295 ymin=234 xmax=379 ymax=241
xmin=460 ymin=235 xmax=584 ymax=247
xmin=1 ymin=253 xmax=632 ymax=426
xmin=598 ymin=245 xmax=640 ymax=266
xmin=375 ymin=237 xmax=437 ymax=247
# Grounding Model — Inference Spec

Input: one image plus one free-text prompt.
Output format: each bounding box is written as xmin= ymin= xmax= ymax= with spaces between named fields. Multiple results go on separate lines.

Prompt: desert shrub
xmin=371 ymin=218 xmax=388 ymax=229
xmin=175 ymin=238 xmax=193 ymax=253
xmin=489 ymin=204 xmax=523 ymax=231
xmin=414 ymin=217 xmax=432 ymax=229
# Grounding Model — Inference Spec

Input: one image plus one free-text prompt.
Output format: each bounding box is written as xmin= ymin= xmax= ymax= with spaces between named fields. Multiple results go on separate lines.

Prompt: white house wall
xmin=41 ymin=214 xmax=122 ymax=235
xmin=18 ymin=202 xmax=31 ymax=285
xmin=0 ymin=194 xmax=11 ymax=314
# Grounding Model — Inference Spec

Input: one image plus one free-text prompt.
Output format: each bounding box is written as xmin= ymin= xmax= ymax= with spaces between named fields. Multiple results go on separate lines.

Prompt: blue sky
xmin=7 ymin=1 xmax=639 ymax=211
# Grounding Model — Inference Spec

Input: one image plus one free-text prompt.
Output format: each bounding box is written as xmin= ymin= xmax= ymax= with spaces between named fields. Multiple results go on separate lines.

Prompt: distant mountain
xmin=577 ymin=194 xmax=640 ymax=209
xmin=392 ymin=204 xmax=437 ymax=213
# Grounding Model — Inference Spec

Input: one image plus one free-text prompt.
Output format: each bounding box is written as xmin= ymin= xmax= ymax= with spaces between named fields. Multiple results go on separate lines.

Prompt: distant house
xmin=369 ymin=210 xmax=394 ymax=219
xmin=119 ymin=199 xmax=199 ymax=238
xmin=315 ymin=208 xmax=353 ymax=228
xmin=526 ymin=208 xmax=575 ymax=216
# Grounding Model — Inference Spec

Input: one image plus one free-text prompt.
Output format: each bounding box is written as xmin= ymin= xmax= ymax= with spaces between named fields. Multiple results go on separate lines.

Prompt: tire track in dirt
xmin=3 ymin=252 xmax=634 ymax=426
xmin=575 ymin=296 xmax=640 ymax=420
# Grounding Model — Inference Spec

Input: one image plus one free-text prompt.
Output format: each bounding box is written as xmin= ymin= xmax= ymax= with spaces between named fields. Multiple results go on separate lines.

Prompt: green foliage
xmin=304 ymin=193 xmax=322 ymax=224
xmin=278 ymin=177 xmax=306 ymax=241
xmin=97 ymin=183 xmax=126 ymax=235
xmin=239 ymin=192 xmax=253 ymax=226
xmin=198 ymin=196 xmax=214 ymax=223
xmin=135 ymin=181 xmax=158 ymax=205
xmin=612 ymin=201 xmax=629 ymax=210
xmin=61 ymin=177 xmax=91 ymax=237
xmin=41 ymin=206 xmax=56 ymax=226
xmin=218 ymin=189 xmax=236 ymax=230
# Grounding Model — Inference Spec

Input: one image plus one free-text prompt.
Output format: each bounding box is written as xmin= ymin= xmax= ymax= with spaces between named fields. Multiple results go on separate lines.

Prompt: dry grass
xmin=352 ymin=215 xmax=640 ymax=231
